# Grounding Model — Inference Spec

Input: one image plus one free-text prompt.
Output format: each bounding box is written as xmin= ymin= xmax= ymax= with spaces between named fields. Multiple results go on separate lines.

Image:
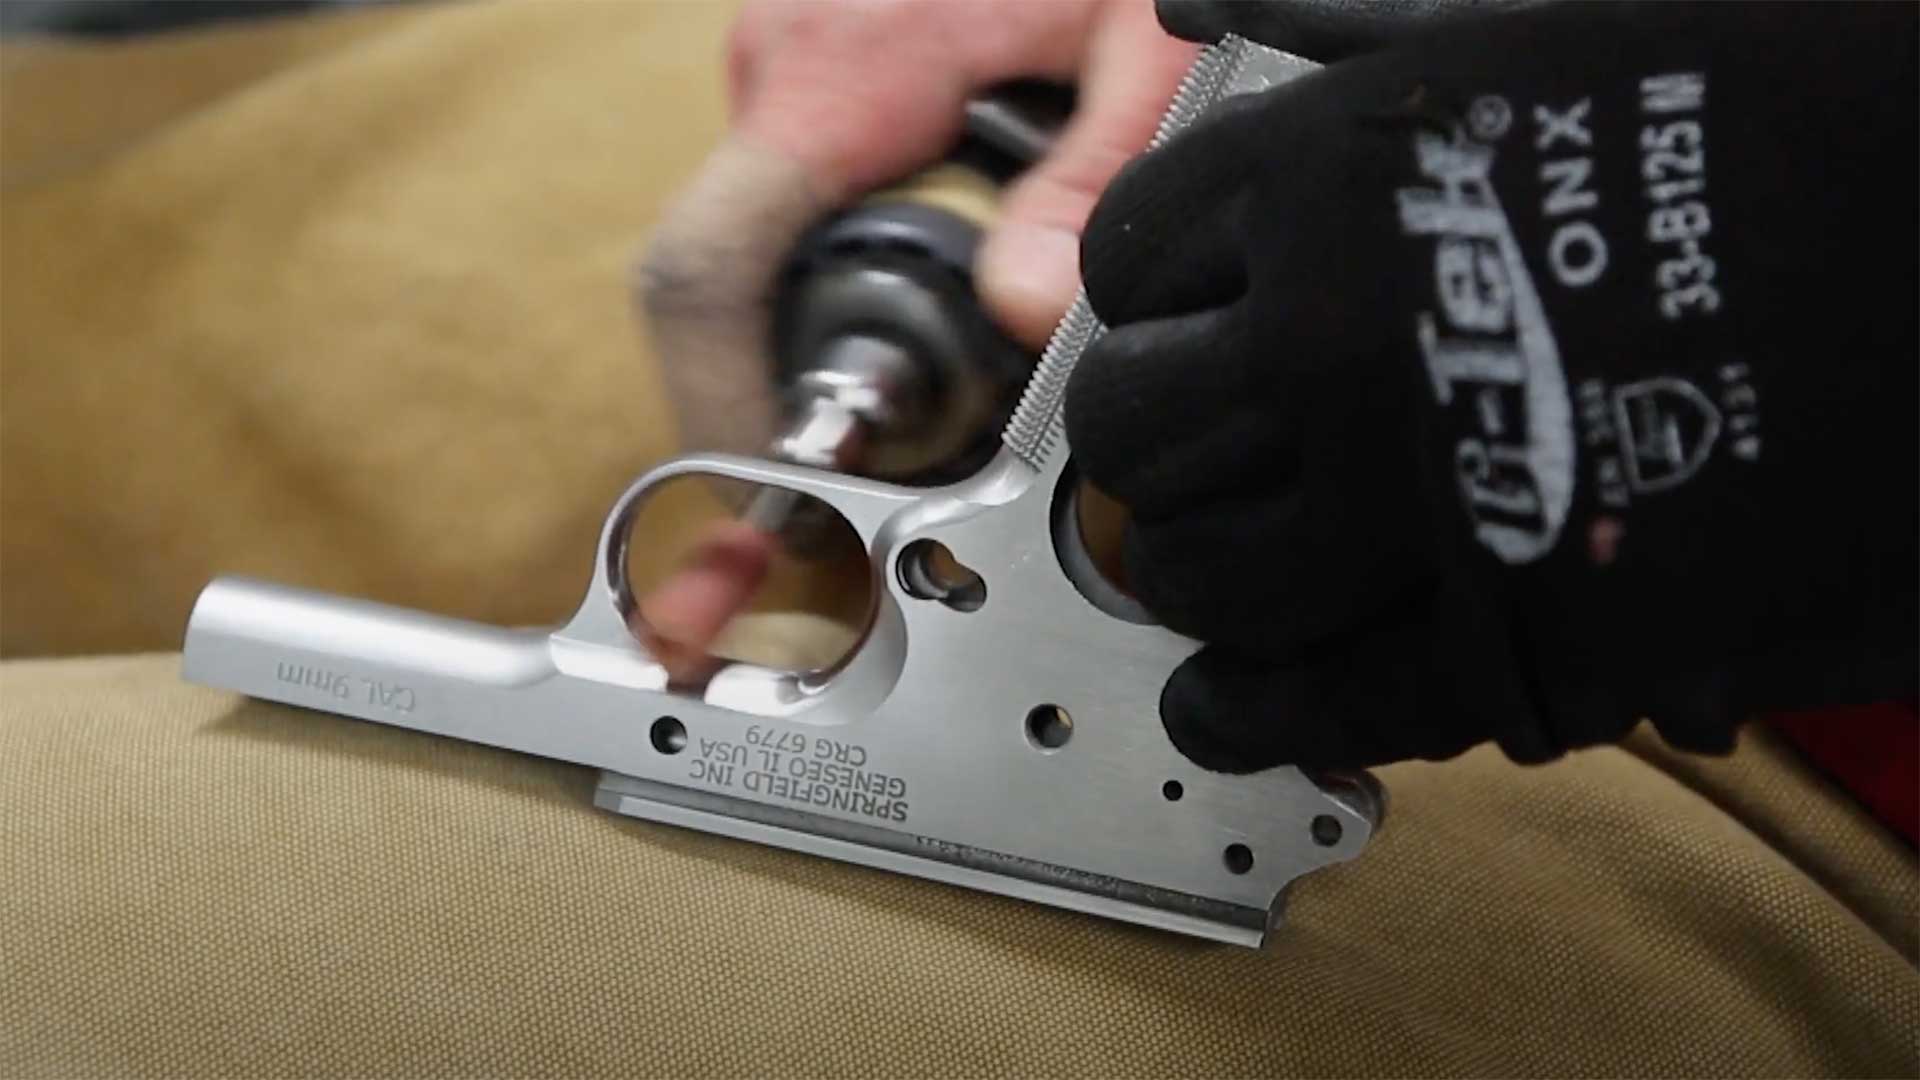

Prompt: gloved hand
xmin=1065 ymin=0 xmax=1918 ymax=772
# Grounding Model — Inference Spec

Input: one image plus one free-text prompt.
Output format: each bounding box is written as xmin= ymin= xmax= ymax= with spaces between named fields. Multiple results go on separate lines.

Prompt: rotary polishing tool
xmin=759 ymin=83 xmax=1072 ymax=499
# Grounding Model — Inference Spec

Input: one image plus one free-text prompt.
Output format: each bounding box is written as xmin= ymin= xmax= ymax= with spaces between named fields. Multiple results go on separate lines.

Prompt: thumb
xmin=976 ymin=4 xmax=1199 ymax=350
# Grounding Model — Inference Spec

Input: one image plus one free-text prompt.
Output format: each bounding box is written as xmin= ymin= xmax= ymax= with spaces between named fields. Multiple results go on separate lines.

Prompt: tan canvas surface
xmin=1 ymin=2 xmax=1915 ymax=1076
xmin=0 ymin=0 xmax=861 ymax=662
xmin=3 ymin=653 xmax=1915 ymax=1077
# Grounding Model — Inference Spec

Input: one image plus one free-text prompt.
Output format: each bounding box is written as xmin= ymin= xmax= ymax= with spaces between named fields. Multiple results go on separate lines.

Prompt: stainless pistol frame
xmin=182 ymin=38 xmax=1379 ymax=947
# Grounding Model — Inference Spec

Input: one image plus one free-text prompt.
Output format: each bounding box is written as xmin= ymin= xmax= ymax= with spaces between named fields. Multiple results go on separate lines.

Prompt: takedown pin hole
xmin=897 ymin=540 xmax=985 ymax=612
xmin=1311 ymin=814 xmax=1343 ymax=847
xmin=1223 ymin=844 xmax=1254 ymax=875
xmin=1025 ymin=705 xmax=1072 ymax=750
xmin=650 ymin=717 xmax=687 ymax=754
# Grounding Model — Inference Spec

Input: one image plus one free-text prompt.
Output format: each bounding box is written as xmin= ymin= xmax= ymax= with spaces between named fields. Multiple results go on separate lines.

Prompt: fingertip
xmin=1159 ymin=645 xmax=1411 ymax=774
xmin=634 ymin=623 xmax=727 ymax=687
xmin=1159 ymin=649 xmax=1297 ymax=774
xmin=635 ymin=521 xmax=777 ymax=653
xmin=976 ymin=219 xmax=1083 ymax=352
xmin=700 ymin=519 xmax=782 ymax=578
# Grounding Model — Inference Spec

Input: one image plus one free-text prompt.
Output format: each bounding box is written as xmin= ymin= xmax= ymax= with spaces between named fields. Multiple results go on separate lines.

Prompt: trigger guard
xmin=556 ymin=450 xmax=917 ymax=720
xmin=558 ymin=452 xmax=919 ymax=654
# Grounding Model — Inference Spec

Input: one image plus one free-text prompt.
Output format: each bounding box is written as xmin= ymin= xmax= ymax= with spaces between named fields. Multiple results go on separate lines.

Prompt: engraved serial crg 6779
xmin=181 ymin=36 xmax=1383 ymax=948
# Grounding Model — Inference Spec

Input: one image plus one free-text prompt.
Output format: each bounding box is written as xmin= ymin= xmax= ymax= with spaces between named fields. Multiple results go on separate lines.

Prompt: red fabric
xmin=1767 ymin=700 xmax=1918 ymax=847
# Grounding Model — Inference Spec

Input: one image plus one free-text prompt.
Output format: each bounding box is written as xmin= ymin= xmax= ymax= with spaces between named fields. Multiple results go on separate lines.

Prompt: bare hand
xmin=634 ymin=0 xmax=1195 ymax=679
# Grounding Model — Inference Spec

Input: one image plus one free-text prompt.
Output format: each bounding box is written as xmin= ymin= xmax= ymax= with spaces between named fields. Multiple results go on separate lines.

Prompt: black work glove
xmin=1065 ymin=1 xmax=1918 ymax=773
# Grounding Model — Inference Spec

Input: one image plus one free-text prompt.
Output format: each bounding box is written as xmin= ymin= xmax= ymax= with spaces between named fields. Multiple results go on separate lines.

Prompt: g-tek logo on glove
xmin=1396 ymin=115 xmax=1575 ymax=565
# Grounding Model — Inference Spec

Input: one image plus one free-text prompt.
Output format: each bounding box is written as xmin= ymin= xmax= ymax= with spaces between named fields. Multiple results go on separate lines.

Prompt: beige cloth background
xmin=0 ymin=0 xmax=861 ymax=661
xmin=1 ymin=2 xmax=1915 ymax=1076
